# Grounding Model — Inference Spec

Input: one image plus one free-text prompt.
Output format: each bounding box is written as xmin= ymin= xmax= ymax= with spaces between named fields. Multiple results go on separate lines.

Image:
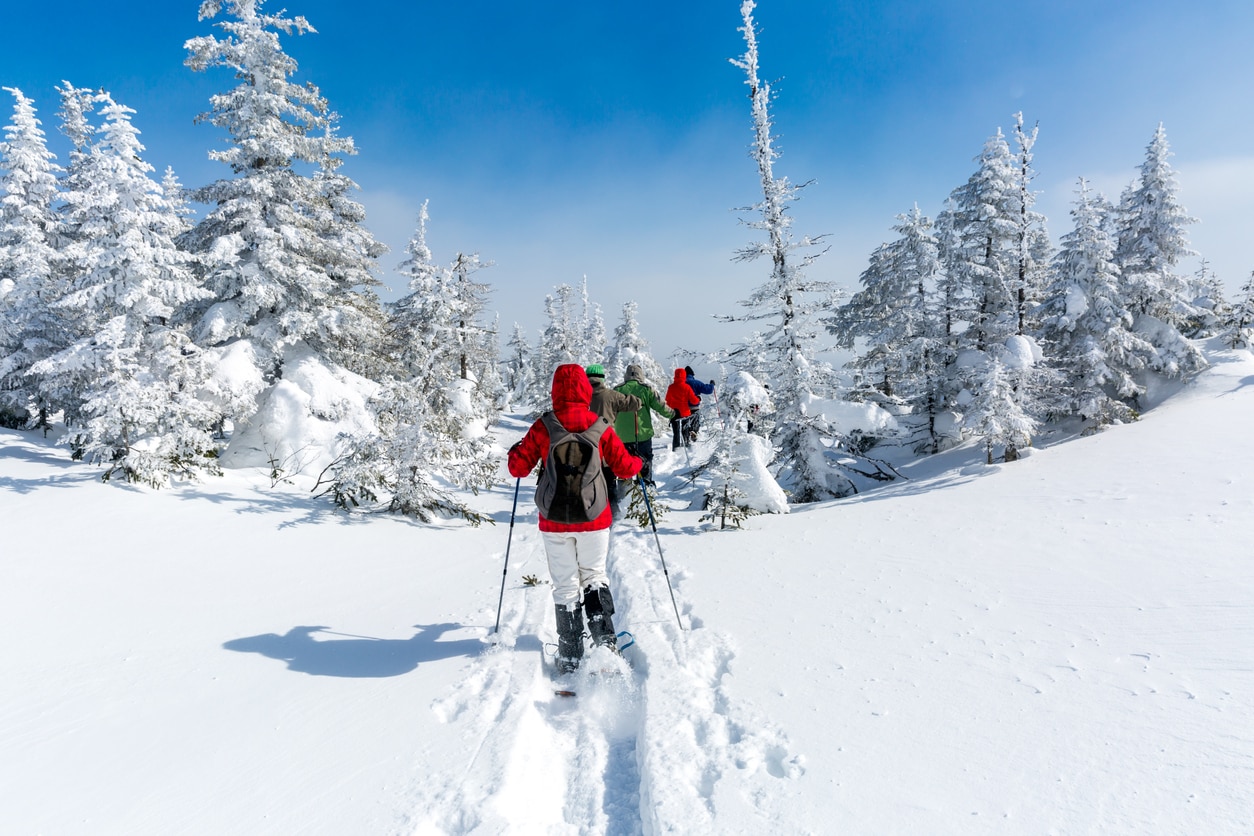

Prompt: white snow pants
xmin=542 ymin=529 xmax=611 ymax=610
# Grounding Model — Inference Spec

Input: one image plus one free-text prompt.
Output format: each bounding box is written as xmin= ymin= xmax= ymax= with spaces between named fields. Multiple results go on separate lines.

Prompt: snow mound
xmin=220 ymin=344 xmax=377 ymax=478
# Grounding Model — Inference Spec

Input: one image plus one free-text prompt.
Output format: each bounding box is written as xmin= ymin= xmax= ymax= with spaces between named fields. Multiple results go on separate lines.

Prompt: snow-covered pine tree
xmin=1182 ymin=259 xmax=1227 ymax=338
xmin=699 ymin=369 xmax=785 ymax=527
xmin=1009 ymin=113 xmax=1052 ymax=336
xmin=504 ymin=322 xmax=537 ymax=409
xmin=0 ymin=88 xmax=64 ymax=429
xmin=1038 ymin=179 xmax=1154 ymax=430
xmin=1112 ymin=124 xmax=1206 ymax=379
xmin=530 ymin=284 xmax=583 ymax=407
xmin=327 ymin=202 xmax=497 ymax=517
xmin=579 ymin=276 xmax=607 ymax=366
xmin=828 ymin=205 xmax=939 ymax=397
xmin=829 ymin=206 xmax=956 ymax=453
xmin=964 ymin=355 xmax=1037 ymax=464
xmin=182 ymin=0 xmax=388 ymax=412
xmin=724 ymin=0 xmax=856 ymax=502
xmin=1220 ymin=271 xmax=1254 ymax=350
xmin=606 ymin=300 xmax=665 ymax=387
xmin=939 ymin=127 xmax=1020 ymax=355
xmin=28 ymin=93 xmax=218 ymax=485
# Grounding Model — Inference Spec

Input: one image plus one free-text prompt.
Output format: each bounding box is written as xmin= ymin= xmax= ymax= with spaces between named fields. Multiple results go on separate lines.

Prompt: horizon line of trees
xmin=4 ymin=0 xmax=1254 ymax=521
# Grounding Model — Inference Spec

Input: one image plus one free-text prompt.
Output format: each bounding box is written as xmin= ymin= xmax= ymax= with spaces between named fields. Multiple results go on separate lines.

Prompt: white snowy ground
xmin=3 ymin=342 xmax=1254 ymax=834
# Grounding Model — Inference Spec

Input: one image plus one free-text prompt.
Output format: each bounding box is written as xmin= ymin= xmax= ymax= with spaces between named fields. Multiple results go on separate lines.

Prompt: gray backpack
xmin=535 ymin=413 xmax=610 ymax=523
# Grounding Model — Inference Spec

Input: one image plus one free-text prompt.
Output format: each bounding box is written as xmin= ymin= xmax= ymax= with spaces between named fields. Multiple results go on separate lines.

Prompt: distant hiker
xmin=683 ymin=366 xmax=715 ymax=443
xmin=613 ymin=364 xmax=674 ymax=486
xmin=508 ymin=364 xmax=643 ymax=673
xmin=585 ymin=363 xmax=641 ymax=509
xmin=665 ymin=369 xmax=700 ymax=451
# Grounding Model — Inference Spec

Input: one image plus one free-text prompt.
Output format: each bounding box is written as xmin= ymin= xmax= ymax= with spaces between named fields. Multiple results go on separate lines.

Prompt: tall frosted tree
xmin=606 ymin=300 xmax=665 ymax=387
xmin=829 ymin=206 xmax=939 ymax=398
xmin=1009 ymin=113 xmax=1052 ymax=336
xmin=327 ymin=203 xmax=497 ymax=517
xmin=29 ymin=94 xmax=217 ymax=485
xmin=182 ymin=0 xmax=387 ymax=402
xmin=724 ymin=0 xmax=850 ymax=502
xmin=504 ymin=322 xmax=537 ymax=408
xmin=1038 ymin=180 xmax=1152 ymax=428
xmin=938 ymin=127 xmax=1020 ymax=354
xmin=1112 ymin=124 xmax=1206 ymax=379
xmin=0 ymin=88 xmax=64 ymax=427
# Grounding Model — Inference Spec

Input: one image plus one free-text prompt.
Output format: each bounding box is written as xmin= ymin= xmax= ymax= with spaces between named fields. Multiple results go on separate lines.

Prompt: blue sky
xmin=4 ymin=0 xmax=1252 ymax=364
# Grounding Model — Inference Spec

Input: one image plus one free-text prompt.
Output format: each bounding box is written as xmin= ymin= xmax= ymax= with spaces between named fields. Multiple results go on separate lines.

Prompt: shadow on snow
xmin=223 ymin=623 xmax=482 ymax=678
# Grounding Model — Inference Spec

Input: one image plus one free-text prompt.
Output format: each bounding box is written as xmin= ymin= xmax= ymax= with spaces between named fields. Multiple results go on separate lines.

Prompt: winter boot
xmin=554 ymin=604 xmax=585 ymax=674
xmin=582 ymin=584 xmax=618 ymax=652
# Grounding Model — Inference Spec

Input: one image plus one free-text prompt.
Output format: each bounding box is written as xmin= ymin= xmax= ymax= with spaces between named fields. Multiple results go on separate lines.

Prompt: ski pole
xmin=493 ymin=477 xmax=521 ymax=634
xmin=638 ymin=475 xmax=684 ymax=631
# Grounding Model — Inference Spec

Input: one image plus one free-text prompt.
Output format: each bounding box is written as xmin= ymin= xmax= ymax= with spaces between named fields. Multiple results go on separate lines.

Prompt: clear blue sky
xmin=4 ymin=0 xmax=1252 ymax=365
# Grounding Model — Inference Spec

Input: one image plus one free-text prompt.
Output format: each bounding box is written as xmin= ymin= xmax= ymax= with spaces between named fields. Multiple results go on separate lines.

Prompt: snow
xmin=3 ymin=344 xmax=1254 ymax=833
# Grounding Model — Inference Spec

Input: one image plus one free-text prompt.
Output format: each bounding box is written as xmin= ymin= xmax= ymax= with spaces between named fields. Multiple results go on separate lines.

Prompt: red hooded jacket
xmin=508 ymin=364 xmax=642 ymax=532
xmin=665 ymin=369 xmax=700 ymax=418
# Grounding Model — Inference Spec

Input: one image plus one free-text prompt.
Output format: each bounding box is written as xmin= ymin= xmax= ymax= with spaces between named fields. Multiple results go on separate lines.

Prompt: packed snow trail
xmin=408 ymin=446 xmax=803 ymax=834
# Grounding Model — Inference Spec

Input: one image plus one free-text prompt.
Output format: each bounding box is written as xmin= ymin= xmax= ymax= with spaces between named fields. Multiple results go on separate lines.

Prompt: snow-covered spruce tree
xmin=1112 ymin=124 xmax=1206 ymax=379
xmin=828 ymin=206 xmax=938 ymax=397
xmin=1038 ymin=179 xmax=1154 ymax=430
xmin=724 ymin=1 xmax=871 ymax=502
xmin=580 ymin=276 xmax=608 ymax=366
xmin=828 ymin=206 xmax=956 ymax=453
xmin=504 ymin=322 xmax=537 ymax=409
xmin=326 ymin=204 xmax=497 ymax=518
xmin=1182 ymin=259 xmax=1227 ymax=339
xmin=28 ymin=94 xmax=219 ymax=485
xmin=964 ymin=355 xmax=1037 ymax=464
xmin=606 ymin=300 xmax=665 ymax=387
xmin=1009 ymin=113 xmax=1052 ymax=336
xmin=938 ymin=127 xmax=1020 ymax=355
xmin=0 ymin=88 xmax=64 ymax=429
xmin=1221 ymin=271 xmax=1254 ymax=350
xmin=182 ymin=0 xmax=388 ymax=421
xmin=699 ymin=369 xmax=785 ymax=527
xmin=528 ymin=283 xmax=584 ymax=407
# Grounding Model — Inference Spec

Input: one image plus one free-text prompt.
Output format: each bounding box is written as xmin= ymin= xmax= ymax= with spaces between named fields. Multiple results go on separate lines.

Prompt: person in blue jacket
xmin=683 ymin=366 xmax=715 ymax=443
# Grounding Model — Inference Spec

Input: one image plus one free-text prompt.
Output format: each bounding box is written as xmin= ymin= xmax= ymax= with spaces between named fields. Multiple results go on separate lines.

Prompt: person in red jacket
xmin=508 ymin=364 xmax=642 ymax=672
xmin=665 ymin=368 xmax=700 ymax=451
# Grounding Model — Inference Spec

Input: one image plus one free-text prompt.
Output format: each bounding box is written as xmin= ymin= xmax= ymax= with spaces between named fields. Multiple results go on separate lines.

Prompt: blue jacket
xmin=686 ymin=374 xmax=714 ymax=399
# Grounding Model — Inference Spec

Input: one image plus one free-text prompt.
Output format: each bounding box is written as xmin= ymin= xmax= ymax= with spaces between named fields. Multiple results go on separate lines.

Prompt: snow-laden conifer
xmin=939 ymin=127 xmax=1020 ymax=354
xmin=725 ymin=0 xmax=859 ymax=502
xmin=964 ymin=354 xmax=1037 ymax=464
xmin=182 ymin=0 xmax=387 ymax=399
xmin=1112 ymin=125 xmax=1206 ymax=379
xmin=29 ymin=93 xmax=218 ymax=485
xmin=829 ymin=206 xmax=939 ymax=397
xmin=606 ymin=300 xmax=665 ymax=387
xmin=1220 ymin=272 xmax=1254 ymax=350
xmin=580 ymin=276 xmax=607 ymax=366
xmin=1009 ymin=113 xmax=1052 ymax=336
xmin=504 ymin=322 xmax=537 ymax=409
xmin=0 ymin=88 xmax=64 ymax=428
xmin=325 ymin=203 xmax=497 ymax=517
xmin=1038 ymin=179 xmax=1153 ymax=429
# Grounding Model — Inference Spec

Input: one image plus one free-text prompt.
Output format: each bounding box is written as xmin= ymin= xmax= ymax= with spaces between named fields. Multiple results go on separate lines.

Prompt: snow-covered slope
xmin=3 ymin=345 xmax=1253 ymax=834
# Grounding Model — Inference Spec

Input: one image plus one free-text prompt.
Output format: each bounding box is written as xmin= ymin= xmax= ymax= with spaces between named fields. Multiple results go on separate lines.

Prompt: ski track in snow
xmin=410 ymin=453 xmax=803 ymax=834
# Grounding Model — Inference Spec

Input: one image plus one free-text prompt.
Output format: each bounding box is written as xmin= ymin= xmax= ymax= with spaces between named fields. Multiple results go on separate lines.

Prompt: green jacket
xmin=613 ymin=379 xmax=674 ymax=442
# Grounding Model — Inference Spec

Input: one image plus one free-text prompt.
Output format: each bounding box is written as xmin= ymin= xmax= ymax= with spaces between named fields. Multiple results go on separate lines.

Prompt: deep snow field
xmin=3 ymin=342 xmax=1254 ymax=835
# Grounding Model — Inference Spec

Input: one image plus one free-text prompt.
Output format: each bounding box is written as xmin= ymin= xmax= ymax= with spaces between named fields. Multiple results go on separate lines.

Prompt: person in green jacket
xmin=613 ymin=364 xmax=674 ymax=487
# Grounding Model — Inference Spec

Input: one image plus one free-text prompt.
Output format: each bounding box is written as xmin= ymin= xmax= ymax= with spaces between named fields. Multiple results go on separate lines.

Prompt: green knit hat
xmin=585 ymin=364 xmax=605 ymax=378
